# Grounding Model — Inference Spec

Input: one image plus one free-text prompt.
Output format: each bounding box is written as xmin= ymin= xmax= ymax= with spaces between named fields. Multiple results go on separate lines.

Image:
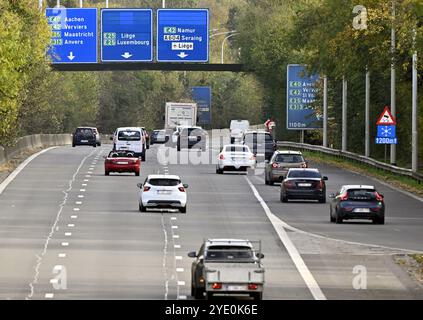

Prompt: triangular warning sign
xmin=376 ymin=106 xmax=396 ymax=125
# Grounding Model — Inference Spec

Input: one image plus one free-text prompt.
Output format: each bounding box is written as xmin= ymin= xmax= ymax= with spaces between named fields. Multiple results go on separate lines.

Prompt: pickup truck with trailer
xmin=187 ymin=239 xmax=265 ymax=300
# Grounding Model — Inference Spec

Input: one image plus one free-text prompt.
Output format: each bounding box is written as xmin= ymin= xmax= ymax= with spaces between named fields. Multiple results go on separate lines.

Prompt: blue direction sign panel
xmin=376 ymin=125 xmax=397 ymax=144
xmin=101 ymin=9 xmax=153 ymax=62
xmin=286 ymin=64 xmax=322 ymax=130
xmin=157 ymin=9 xmax=209 ymax=62
xmin=46 ymin=8 xmax=98 ymax=63
xmin=192 ymin=87 xmax=212 ymax=125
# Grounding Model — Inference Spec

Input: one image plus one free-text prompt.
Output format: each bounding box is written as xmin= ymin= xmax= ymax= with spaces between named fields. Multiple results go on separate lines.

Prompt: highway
xmin=0 ymin=133 xmax=422 ymax=300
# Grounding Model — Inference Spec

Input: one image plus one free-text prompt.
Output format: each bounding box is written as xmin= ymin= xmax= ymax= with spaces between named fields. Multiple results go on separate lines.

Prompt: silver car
xmin=265 ymin=150 xmax=307 ymax=185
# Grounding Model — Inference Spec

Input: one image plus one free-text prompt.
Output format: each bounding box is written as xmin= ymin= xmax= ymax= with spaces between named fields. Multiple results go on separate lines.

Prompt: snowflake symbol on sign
xmin=381 ymin=126 xmax=392 ymax=137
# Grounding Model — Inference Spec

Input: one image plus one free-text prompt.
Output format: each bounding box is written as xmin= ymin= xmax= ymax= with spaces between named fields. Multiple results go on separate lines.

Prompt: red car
xmin=104 ymin=150 xmax=140 ymax=176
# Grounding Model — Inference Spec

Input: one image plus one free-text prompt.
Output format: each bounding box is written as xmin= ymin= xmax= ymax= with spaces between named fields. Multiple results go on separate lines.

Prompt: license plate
xmin=354 ymin=208 xmax=370 ymax=213
xmin=228 ymin=285 xmax=246 ymax=291
xmin=81 ymin=140 xmax=88 ymax=142
xmin=116 ymin=162 xmax=128 ymax=165
xmin=298 ymin=183 xmax=312 ymax=187
xmin=158 ymin=190 xmax=171 ymax=195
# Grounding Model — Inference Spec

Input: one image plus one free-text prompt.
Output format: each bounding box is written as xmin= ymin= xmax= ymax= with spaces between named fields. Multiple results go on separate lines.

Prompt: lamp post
xmin=221 ymin=32 xmax=239 ymax=64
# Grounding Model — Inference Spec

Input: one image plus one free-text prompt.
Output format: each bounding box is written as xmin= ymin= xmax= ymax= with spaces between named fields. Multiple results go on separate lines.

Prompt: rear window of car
xmin=108 ymin=151 xmax=136 ymax=158
xmin=205 ymin=246 xmax=254 ymax=261
xmin=347 ymin=189 xmax=377 ymax=200
xmin=148 ymin=179 xmax=181 ymax=186
xmin=181 ymin=128 xmax=203 ymax=135
xmin=118 ymin=130 xmax=141 ymax=141
xmin=288 ymin=170 xmax=321 ymax=178
xmin=230 ymin=120 xmax=250 ymax=130
xmin=275 ymin=154 xmax=304 ymax=163
xmin=75 ymin=128 xmax=93 ymax=136
xmin=244 ymin=133 xmax=273 ymax=143
xmin=225 ymin=146 xmax=249 ymax=153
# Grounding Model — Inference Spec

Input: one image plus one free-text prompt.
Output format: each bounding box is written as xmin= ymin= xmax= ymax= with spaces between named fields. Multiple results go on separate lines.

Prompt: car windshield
xmin=118 ymin=130 xmax=141 ymax=141
xmin=288 ymin=170 xmax=321 ymax=178
xmin=275 ymin=154 xmax=304 ymax=163
xmin=347 ymin=189 xmax=377 ymax=200
xmin=148 ymin=179 xmax=181 ymax=186
xmin=225 ymin=146 xmax=248 ymax=153
xmin=205 ymin=246 xmax=254 ymax=262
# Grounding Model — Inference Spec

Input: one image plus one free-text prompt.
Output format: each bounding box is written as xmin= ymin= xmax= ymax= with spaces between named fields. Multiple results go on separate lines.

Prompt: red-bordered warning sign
xmin=376 ymin=106 xmax=396 ymax=125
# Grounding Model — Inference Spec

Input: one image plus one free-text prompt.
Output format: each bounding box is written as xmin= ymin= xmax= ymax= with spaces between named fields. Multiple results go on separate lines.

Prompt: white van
xmin=113 ymin=127 xmax=146 ymax=161
xmin=230 ymin=120 xmax=250 ymax=144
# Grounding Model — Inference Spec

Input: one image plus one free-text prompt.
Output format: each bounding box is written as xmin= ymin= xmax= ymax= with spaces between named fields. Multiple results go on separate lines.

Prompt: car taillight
xmin=178 ymin=187 xmax=185 ymax=192
xmin=339 ymin=192 xmax=348 ymax=201
xmin=143 ymin=186 xmax=150 ymax=192
xmin=371 ymin=207 xmax=381 ymax=212
xmin=248 ymin=284 xmax=258 ymax=290
xmin=344 ymin=207 xmax=353 ymax=212
xmin=375 ymin=192 xmax=384 ymax=201
xmin=317 ymin=180 xmax=324 ymax=190
xmin=219 ymin=154 xmax=225 ymax=160
xmin=212 ymin=283 xmax=222 ymax=290
xmin=272 ymin=163 xmax=279 ymax=168
xmin=283 ymin=181 xmax=294 ymax=188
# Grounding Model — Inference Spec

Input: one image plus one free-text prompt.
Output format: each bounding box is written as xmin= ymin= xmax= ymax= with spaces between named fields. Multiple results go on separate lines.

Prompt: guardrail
xmin=277 ymin=141 xmax=423 ymax=184
xmin=0 ymin=134 xmax=72 ymax=167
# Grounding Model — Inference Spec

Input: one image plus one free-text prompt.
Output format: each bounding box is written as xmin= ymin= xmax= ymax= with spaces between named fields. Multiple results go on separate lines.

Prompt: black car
xmin=72 ymin=127 xmax=97 ymax=147
xmin=329 ymin=185 xmax=385 ymax=224
xmin=177 ymin=127 xmax=206 ymax=151
xmin=280 ymin=168 xmax=327 ymax=203
xmin=242 ymin=131 xmax=276 ymax=161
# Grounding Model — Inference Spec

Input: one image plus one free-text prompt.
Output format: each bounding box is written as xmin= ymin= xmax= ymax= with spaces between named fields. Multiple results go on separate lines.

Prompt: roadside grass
xmin=409 ymin=254 xmax=423 ymax=282
xmin=280 ymin=149 xmax=423 ymax=197
xmin=0 ymin=147 xmax=44 ymax=183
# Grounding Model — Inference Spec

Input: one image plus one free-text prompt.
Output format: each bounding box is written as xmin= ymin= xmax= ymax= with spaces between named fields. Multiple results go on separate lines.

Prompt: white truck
xmin=165 ymin=102 xmax=198 ymax=129
xmin=188 ymin=239 xmax=265 ymax=300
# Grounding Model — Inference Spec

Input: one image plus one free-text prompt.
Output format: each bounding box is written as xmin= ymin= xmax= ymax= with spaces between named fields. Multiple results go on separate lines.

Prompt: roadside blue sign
xmin=157 ymin=9 xmax=209 ymax=62
xmin=286 ymin=64 xmax=322 ymax=130
xmin=376 ymin=125 xmax=397 ymax=144
xmin=192 ymin=87 xmax=212 ymax=125
xmin=46 ymin=8 xmax=98 ymax=63
xmin=101 ymin=9 xmax=153 ymax=62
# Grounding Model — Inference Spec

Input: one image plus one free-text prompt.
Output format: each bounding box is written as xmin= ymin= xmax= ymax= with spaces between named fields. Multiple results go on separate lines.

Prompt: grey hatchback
xmin=265 ymin=151 xmax=307 ymax=185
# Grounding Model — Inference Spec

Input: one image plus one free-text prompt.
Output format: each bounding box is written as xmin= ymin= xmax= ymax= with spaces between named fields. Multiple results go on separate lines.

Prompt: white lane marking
xmin=82 ymin=184 xmax=87 ymax=186
xmin=71 ymin=215 xmax=78 ymax=219
xmin=58 ymin=253 xmax=66 ymax=258
xmin=87 ymin=171 xmax=93 ymax=174
xmin=175 ymin=256 xmax=183 ymax=260
xmin=161 ymin=214 xmax=169 ymax=300
xmin=176 ymin=268 xmax=184 ymax=272
xmin=174 ymin=244 xmax=181 ymax=249
xmin=171 ymin=217 xmax=177 ymax=221
xmin=73 ymin=208 xmax=80 ymax=211
xmin=245 ymin=176 xmax=326 ymax=300
xmin=45 ymin=293 xmax=54 ymax=299
xmin=178 ymin=295 xmax=187 ymax=300
xmin=78 ymin=195 xmax=84 ymax=198
xmin=85 ymin=175 xmax=91 ymax=178
xmin=252 ymin=175 xmax=423 ymax=254
xmin=84 ymin=179 xmax=89 ymax=182
xmin=68 ymin=224 xmax=75 ymax=227
xmin=79 ymin=189 xmax=86 ymax=192
xmin=53 ymin=265 xmax=63 ymax=271
xmin=75 ymin=201 xmax=82 ymax=205
xmin=65 ymin=232 xmax=72 ymax=236
xmin=0 ymin=147 xmax=58 ymax=195
xmin=177 ymin=281 xmax=185 ymax=286
xmin=50 ymin=279 xmax=58 ymax=284
xmin=173 ymin=235 xmax=180 ymax=239
xmin=26 ymin=148 xmax=97 ymax=300
xmin=171 ymin=226 xmax=178 ymax=229
xmin=61 ymin=242 xmax=69 ymax=247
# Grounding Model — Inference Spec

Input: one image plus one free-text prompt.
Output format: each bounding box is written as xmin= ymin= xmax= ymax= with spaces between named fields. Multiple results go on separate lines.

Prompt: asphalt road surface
xmin=0 ymin=134 xmax=422 ymax=300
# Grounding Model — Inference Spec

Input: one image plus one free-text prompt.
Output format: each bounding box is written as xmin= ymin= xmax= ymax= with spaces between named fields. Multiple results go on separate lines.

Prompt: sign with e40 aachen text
xmin=46 ymin=8 xmax=98 ymax=63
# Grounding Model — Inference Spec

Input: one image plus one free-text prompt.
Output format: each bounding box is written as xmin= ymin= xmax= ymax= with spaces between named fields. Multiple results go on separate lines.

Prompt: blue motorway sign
xmin=101 ymin=9 xmax=153 ymax=62
xmin=46 ymin=8 xmax=97 ymax=63
xmin=286 ymin=64 xmax=322 ymax=130
xmin=192 ymin=87 xmax=212 ymax=125
xmin=157 ymin=9 xmax=209 ymax=62
xmin=376 ymin=125 xmax=397 ymax=144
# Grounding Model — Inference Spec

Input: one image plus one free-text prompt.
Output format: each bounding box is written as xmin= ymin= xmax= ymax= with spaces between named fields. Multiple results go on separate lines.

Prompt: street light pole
xmin=80 ymin=0 xmax=83 ymax=8
xmin=106 ymin=0 xmax=109 ymax=8
xmin=365 ymin=69 xmax=370 ymax=157
xmin=221 ymin=33 xmax=238 ymax=64
xmin=342 ymin=76 xmax=348 ymax=152
xmin=323 ymin=76 xmax=328 ymax=148
xmin=162 ymin=0 xmax=166 ymax=8
xmin=390 ymin=0 xmax=397 ymax=165
xmin=412 ymin=28 xmax=418 ymax=172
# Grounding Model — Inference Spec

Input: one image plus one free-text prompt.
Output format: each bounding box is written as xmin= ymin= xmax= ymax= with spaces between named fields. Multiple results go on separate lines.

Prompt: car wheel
xmin=319 ymin=196 xmax=326 ymax=203
xmin=268 ymin=178 xmax=274 ymax=186
xmin=373 ymin=216 xmax=385 ymax=225
xmin=206 ymin=292 xmax=213 ymax=300
xmin=135 ymin=171 xmax=140 ymax=176
xmin=330 ymin=211 xmax=335 ymax=223
xmin=230 ymin=137 xmax=235 ymax=144
xmin=194 ymin=287 xmax=204 ymax=300
xmin=93 ymin=143 xmax=97 ymax=148
xmin=72 ymin=143 xmax=76 ymax=147
xmin=139 ymin=203 xmax=146 ymax=212
xmin=265 ymin=174 xmax=269 ymax=185
xmin=141 ymin=151 xmax=146 ymax=162
xmin=335 ymin=211 xmax=343 ymax=224
xmin=280 ymin=193 xmax=288 ymax=203
xmin=180 ymin=206 xmax=187 ymax=214
xmin=105 ymin=171 xmax=109 ymax=176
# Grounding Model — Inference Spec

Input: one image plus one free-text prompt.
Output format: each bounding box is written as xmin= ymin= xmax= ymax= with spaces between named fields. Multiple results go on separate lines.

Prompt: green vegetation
xmin=296 ymin=149 xmax=423 ymax=196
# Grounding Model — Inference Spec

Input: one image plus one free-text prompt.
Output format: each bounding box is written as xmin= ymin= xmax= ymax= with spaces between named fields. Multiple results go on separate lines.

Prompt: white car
xmin=216 ymin=144 xmax=256 ymax=174
xmin=112 ymin=127 xmax=146 ymax=161
xmin=230 ymin=120 xmax=250 ymax=144
xmin=137 ymin=175 xmax=188 ymax=213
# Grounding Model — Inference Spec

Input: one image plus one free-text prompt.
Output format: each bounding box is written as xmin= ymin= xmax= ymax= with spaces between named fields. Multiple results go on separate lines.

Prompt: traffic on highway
xmin=0 ymin=0 xmax=422 ymax=309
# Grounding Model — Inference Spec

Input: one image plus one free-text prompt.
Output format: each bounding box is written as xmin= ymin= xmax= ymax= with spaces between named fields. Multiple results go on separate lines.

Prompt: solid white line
xmin=45 ymin=293 xmax=54 ymax=299
xmin=0 ymin=147 xmax=59 ymax=195
xmin=245 ymin=176 xmax=326 ymax=300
